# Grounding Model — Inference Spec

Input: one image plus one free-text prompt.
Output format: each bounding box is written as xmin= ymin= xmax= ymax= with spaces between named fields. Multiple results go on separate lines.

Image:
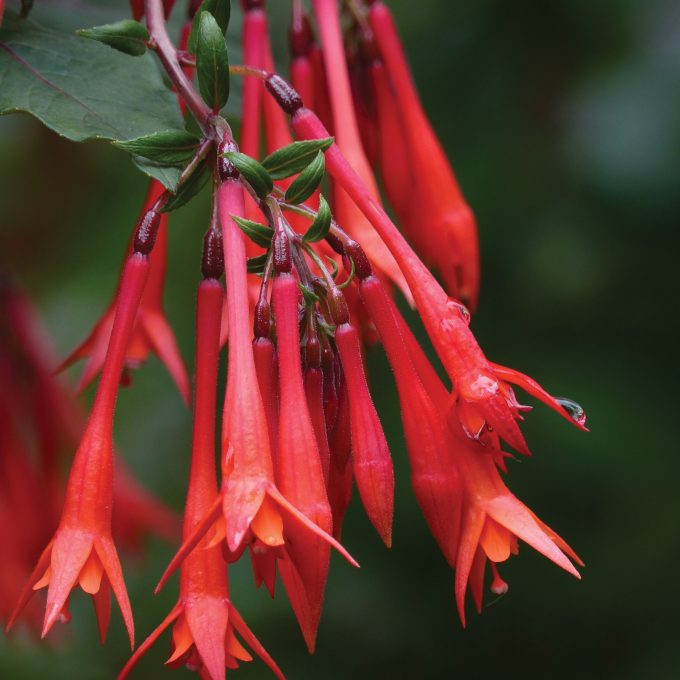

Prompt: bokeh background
xmin=1 ymin=0 xmax=679 ymax=677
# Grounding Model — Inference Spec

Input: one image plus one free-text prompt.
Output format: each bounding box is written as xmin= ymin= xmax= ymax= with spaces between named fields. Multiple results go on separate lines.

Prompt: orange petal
xmin=251 ymin=494 xmax=285 ymax=547
xmin=479 ymin=517 xmax=513 ymax=563
xmin=79 ymin=549 xmax=104 ymax=594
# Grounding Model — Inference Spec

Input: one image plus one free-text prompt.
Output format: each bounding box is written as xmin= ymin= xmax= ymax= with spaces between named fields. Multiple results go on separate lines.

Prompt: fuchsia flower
xmin=119 ymin=246 xmax=283 ymax=680
xmin=368 ymin=0 xmax=480 ymax=309
xmin=7 ymin=249 xmax=154 ymax=646
xmin=3 ymin=2 xmax=590 ymax=675
xmin=59 ymin=180 xmax=189 ymax=404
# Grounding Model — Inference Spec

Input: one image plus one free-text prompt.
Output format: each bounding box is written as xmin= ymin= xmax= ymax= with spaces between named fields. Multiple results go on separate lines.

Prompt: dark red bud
xmin=201 ymin=228 xmax=224 ymax=279
xmin=273 ymin=231 xmax=291 ymax=273
xmin=133 ymin=208 xmax=161 ymax=255
xmin=305 ymin=333 xmax=321 ymax=368
xmin=344 ymin=241 xmax=372 ymax=280
xmin=265 ymin=74 xmax=303 ymax=114
xmin=289 ymin=12 xmax=314 ymax=58
xmin=328 ymin=288 xmax=350 ymax=325
xmin=325 ymin=232 xmax=345 ymax=255
xmin=254 ymin=300 xmax=271 ymax=339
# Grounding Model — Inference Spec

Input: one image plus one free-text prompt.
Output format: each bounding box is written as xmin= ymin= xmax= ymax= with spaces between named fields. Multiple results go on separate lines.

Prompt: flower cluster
xmin=2 ymin=0 xmax=587 ymax=678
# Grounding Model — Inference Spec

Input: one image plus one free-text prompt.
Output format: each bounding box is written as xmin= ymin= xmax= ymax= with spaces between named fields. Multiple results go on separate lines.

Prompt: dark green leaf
xmin=247 ymin=253 xmax=269 ymax=274
xmin=299 ymin=283 xmax=320 ymax=305
xmin=0 ymin=13 xmax=183 ymax=146
xmin=285 ymin=151 xmax=325 ymax=204
xmin=232 ymin=216 xmax=274 ymax=248
xmin=131 ymin=157 xmax=182 ymax=191
xmin=195 ymin=12 xmax=230 ymax=111
xmin=161 ymin=160 xmax=211 ymax=212
xmin=223 ymin=152 xmax=273 ymax=199
xmin=188 ymin=0 xmax=231 ymax=54
xmin=303 ymin=195 xmax=332 ymax=242
xmin=261 ymin=138 xmax=334 ymax=180
xmin=114 ymin=130 xmax=201 ymax=166
xmin=77 ymin=20 xmax=149 ymax=56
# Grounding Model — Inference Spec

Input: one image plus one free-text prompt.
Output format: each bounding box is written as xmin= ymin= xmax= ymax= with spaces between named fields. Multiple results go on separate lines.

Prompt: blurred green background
xmin=1 ymin=0 xmax=678 ymax=678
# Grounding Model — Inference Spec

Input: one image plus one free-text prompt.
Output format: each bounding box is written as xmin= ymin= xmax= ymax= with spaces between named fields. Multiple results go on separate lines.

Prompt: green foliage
xmin=262 ymin=138 xmax=334 ymax=180
xmin=222 ymin=151 xmax=273 ymax=199
xmin=195 ymin=12 xmax=230 ymax=112
xmin=303 ymin=195 xmax=332 ymax=242
xmin=188 ymin=0 xmax=231 ymax=54
xmin=246 ymin=253 xmax=269 ymax=274
xmin=232 ymin=216 xmax=274 ymax=248
xmin=77 ymin=20 xmax=149 ymax=56
xmin=160 ymin=160 xmax=211 ymax=212
xmin=114 ymin=130 xmax=201 ymax=166
xmin=0 ymin=11 xmax=182 ymax=188
xmin=285 ymin=151 xmax=325 ymax=204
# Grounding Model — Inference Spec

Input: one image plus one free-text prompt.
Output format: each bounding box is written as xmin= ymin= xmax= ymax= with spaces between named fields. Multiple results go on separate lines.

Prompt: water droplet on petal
xmin=556 ymin=397 xmax=586 ymax=426
xmin=445 ymin=298 xmax=471 ymax=325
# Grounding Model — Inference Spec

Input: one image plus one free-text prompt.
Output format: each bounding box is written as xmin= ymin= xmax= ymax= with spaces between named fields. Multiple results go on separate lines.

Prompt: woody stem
xmin=144 ymin=0 xmax=213 ymax=133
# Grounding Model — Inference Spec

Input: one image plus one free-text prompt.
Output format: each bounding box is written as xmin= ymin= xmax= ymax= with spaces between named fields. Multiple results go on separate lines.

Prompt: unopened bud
xmin=201 ymin=229 xmax=224 ymax=280
xmin=254 ymin=299 xmax=271 ymax=339
xmin=344 ymin=241 xmax=372 ymax=280
xmin=305 ymin=333 xmax=321 ymax=368
xmin=273 ymin=231 xmax=291 ymax=273
xmin=265 ymin=74 xmax=303 ymax=114
xmin=133 ymin=208 xmax=161 ymax=255
xmin=289 ymin=12 xmax=314 ymax=58
xmin=241 ymin=0 xmax=265 ymax=10
xmin=328 ymin=287 xmax=350 ymax=325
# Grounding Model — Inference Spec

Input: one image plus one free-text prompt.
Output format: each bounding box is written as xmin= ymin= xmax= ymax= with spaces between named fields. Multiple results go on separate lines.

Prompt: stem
xmin=230 ymin=63 xmax=269 ymax=79
xmin=144 ymin=0 xmax=213 ymax=133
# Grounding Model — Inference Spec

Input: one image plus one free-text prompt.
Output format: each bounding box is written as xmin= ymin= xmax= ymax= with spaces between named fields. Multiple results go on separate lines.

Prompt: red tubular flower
xmin=304 ymin=335 xmax=330 ymax=484
xmin=155 ymin=178 xmax=356 ymax=596
xmin=7 ymin=251 xmax=153 ymax=646
xmin=120 ymin=272 xmax=283 ymax=680
xmin=358 ymin=275 xmax=461 ymax=565
xmin=334 ymin=322 xmax=393 ymax=547
xmin=369 ymin=58 xmax=414 ymax=237
xmin=289 ymin=8 xmax=316 ymax=110
xmin=326 ymin=376 xmax=353 ymax=540
xmin=240 ymin=0 xmax=268 ymax=224
xmin=451 ymin=423 xmax=583 ymax=625
xmin=272 ymin=272 xmax=334 ymax=651
xmin=368 ymin=1 xmax=480 ymax=309
xmin=311 ymin=0 xmax=412 ymax=305
xmin=59 ymin=180 xmax=189 ymax=404
xmin=287 ymin=104 xmax=586 ymax=455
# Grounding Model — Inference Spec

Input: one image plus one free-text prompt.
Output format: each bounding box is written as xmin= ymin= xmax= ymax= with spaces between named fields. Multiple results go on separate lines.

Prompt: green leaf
xmin=188 ymin=0 xmax=231 ymax=54
xmin=114 ymin=130 xmax=201 ymax=166
xmin=299 ymin=283 xmax=320 ymax=305
xmin=285 ymin=151 xmax=325 ymax=204
xmin=195 ymin=12 xmax=230 ymax=111
xmin=232 ymin=216 xmax=274 ymax=248
xmin=223 ymin=152 xmax=273 ymax=199
xmin=247 ymin=254 xmax=269 ymax=274
xmin=0 ymin=13 xmax=183 ymax=146
xmin=262 ymin=138 xmax=334 ymax=180
xmin=161 ymin=160 xmax=211 ymax=212
xmin=303 ymin=195 xmax=332 ymax=242
xmin=77 ymin=20 xmax=149 ymax=57
xmin=131 ymin=157 xmax=182 ymax=192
